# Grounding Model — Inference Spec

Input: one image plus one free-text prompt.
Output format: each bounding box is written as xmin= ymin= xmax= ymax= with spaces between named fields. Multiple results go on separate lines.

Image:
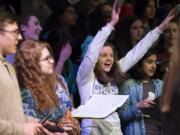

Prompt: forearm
xmin=56 ymin=60 xmax=65 ymax=75
xmin=118 ymin=27 xmax=162 ymax=73
xmin=119 ymin=105 xmax=142 ymax=122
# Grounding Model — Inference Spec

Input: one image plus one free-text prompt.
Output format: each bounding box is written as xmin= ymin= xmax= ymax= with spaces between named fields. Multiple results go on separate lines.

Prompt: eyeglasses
xmin=40 ymin=55 xmax=53 ymax=62
xmin=0 ymin=29 xmax=20 ymax=36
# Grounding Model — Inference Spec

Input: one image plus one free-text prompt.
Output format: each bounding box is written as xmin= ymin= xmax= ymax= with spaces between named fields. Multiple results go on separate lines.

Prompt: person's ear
xmin=20 ymin=24 xmax=27 ymax=32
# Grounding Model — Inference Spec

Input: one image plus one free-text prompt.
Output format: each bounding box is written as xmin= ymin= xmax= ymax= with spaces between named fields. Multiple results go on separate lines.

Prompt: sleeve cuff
xmin=103 ymin=23 xmax=115 ymax=32
xmin=154 ymin=27 xmax=163 ymax=35
xmin=131 ymin=106 xmax=142 ymax=118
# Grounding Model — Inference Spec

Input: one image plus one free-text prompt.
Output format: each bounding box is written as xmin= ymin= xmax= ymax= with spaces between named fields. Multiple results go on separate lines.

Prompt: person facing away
xmin=119 ymin=48 xmax=163 ymax=135
xmin=0 ymin=9 xmax=53 ymax=135
xmin=76 ymin=0 xmax=175 ymax=134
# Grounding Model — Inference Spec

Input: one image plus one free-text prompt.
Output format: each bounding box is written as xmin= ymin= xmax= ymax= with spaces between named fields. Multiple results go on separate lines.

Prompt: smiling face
xmin=97 ymin=46 xmax=114 ymax=73
xmin=21 ymin=16 xmax=42 ymax=40
xmin=142 ymin=54 xmax=157 ymax=79
xmin=0 ymin=22 xmax=22 ymax=55
xmin=39 ymin=48 xmax=54 ymax=75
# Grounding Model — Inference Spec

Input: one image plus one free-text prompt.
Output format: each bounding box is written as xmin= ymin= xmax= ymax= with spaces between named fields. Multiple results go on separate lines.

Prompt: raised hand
xmin=158 ymin=8 xmax=175 ymax=31
xmin=110 ymin=0 xmax=121 ymax=26
xmin=59 ymin=42 xmax=72 ymax=63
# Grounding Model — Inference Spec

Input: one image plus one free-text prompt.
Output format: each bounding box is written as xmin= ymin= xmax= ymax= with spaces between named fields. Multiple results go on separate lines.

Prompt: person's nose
xmin=18 ymin=33 xmax=23 ymax=41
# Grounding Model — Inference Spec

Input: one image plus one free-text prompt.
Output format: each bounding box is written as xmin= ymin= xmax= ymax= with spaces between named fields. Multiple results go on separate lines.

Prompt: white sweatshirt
xmin=76 ymin=23 xmax=162 ymax=135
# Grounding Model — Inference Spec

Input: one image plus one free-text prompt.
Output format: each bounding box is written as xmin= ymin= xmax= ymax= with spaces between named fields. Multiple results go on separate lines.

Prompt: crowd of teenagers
xmin=1 ymin=0 xmax=180 ymax=135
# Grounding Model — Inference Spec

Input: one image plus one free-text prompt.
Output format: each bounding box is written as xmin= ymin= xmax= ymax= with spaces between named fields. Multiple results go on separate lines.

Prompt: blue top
xmin=21 ymin=89 xmax=64 ymax=122
xmin=118 ymin=78 xmax=163 ymax=135
xmin=56 ymin=75 xmax=72 ymax=111
xmin=21 ymin=76 xmax=72 ymax=122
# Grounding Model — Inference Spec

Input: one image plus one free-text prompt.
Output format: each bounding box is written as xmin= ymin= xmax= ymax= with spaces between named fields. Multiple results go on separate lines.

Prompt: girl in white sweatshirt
xmin=76 ymin=1 xmax=174 ymax=134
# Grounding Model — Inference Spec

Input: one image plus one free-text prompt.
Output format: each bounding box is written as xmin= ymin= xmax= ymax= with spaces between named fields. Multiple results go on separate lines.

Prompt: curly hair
xmin=14 ymin=40 xmax=61 ymax=112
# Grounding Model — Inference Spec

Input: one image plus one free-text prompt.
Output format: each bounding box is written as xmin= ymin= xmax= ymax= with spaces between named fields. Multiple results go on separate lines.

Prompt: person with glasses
xmin=77 ymin=0 xmax=174 ymax=134
xmin=0 ymin=9 xmax=52 ymax=135
xmin=0 ymin=28 xmax=20 ymax=36
xmin=14 ymin=40 xmax=80 ymax=135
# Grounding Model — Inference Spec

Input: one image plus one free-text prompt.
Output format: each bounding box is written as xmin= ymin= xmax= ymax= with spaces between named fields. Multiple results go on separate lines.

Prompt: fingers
xmin=143 ymin=102 xmax=154 ymax=108
xmin=39 ymin=126 xmax=54 ymax=135
xmin=143 ymin=99 xmax=156 ymax=108
xmin=44 ymin=120 xmax=56 ymax=127
xmin=62 ymin=126 xmax=73 ymax=131
xmin=170 ymin=8 xmax=175 ymax=16
xmin=63 ymin=43 xmax=72 ymax=53
xmin=54 ymin=132 xmax=68 ymax=135
xmin=138 ymin=99 xmax=156 ymax=109
xmin=167 ymin=9 xmax=175 ymax=20
xmin=113 ymin=0 xmax=121 ymax=13
xmin=60 ymin=43 xmax=72 ymax=60
xmin=62 ymin=123 xmax=74 ymax=127
xmin=110 ymin=0 xmax=121 ymax=26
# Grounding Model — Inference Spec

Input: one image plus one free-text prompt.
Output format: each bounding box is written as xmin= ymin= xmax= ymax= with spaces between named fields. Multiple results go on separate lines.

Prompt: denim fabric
xmin=118 ymin=79 xmax=163 ymax=135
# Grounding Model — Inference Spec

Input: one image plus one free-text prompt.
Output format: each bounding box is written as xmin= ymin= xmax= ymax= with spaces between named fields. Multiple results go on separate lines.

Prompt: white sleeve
xmin=118 ymin=27 xmax=162 ymax=73
xmin=77 ymin=23 xmax=114 ymax=84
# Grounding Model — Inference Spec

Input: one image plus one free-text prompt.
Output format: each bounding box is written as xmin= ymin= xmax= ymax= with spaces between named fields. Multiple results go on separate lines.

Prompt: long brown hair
xmin=94 ymin=42 xmax=126 ymax=87
xmin=15 ymin=40 xmax=64 ymax=112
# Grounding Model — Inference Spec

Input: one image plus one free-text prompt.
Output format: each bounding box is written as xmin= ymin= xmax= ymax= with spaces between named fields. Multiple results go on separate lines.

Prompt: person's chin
xmin=32 ymin=35 xmax=39 ymax=40
xmin=49 ymin=70 xmax=54 ymax=74
xmin=104 ymin=69 xmax=111 ymax=72
xmin=148 ymin=73 xmax=154 ymax=77
xmin=9 ymin=49 xmax=17 ymax=54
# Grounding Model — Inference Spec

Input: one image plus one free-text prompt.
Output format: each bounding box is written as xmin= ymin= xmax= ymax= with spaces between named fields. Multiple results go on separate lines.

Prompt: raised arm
xmin=118 ymin=9 xmax=175 ymax=73
xmin=56 ymin=42 xmax=72 ymax=75
xmin=77 ymin=0 xmax=121 ymax=84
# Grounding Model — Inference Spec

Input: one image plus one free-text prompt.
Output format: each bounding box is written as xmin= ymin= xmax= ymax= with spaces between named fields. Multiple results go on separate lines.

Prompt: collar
xmin=0 ymin=55 xmax=8 ymax=65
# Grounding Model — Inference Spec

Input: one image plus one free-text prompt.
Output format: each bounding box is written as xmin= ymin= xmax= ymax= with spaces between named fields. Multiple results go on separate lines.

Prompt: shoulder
xmin=57 ymin=74 xmax=66 ymax=83
xmin=153 ymin=79 xmax=163 ymax=85
xmin=21 ymin=89 xmax=34 ymax=101
xmin=57 ymin=74 xmax=68 ymax=90
xmin=120 ymin=78 xmax=138 ymax=94
xmin=122 ymin=78 xmax=138 ymax=87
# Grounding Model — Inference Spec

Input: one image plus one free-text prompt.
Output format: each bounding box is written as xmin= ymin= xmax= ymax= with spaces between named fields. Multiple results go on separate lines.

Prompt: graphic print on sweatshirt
xmin=93 ymin=79 xmax=119 ymax=95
